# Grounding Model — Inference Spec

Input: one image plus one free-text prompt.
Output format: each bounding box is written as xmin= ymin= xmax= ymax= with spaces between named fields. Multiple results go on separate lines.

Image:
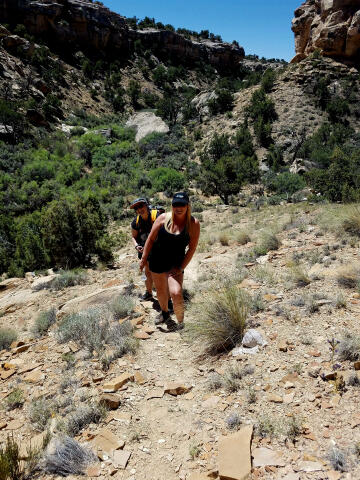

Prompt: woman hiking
xmin=130 ymin=198 xmax=160 ymax=300
xmin=140 ymin=192 xmax=200 ymax=331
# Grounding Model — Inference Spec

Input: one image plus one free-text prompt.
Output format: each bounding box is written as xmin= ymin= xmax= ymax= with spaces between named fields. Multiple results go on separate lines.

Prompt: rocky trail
xmin=1 ymin=204 xmax=360 ymax=479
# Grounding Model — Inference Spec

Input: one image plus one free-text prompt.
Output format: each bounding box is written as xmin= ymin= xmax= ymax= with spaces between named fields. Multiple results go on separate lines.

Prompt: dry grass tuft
xmin=342 ymin=206 xmax=360 ymax=237
xmin=185 ymin=286 xmax=249 ymax=354
xmin=337 ymin=265 xmax=360 ymax=289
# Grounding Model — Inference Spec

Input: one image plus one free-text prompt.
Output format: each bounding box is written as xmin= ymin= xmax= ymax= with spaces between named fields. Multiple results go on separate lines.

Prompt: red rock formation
xmin=292 ymin=0 xmax=360 ymax=64
xmin=0 ymin=0 xmax=244 ymax=70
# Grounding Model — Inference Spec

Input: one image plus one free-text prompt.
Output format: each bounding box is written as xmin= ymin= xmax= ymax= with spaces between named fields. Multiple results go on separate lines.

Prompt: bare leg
xmin=168 ymin=272 xmax=184 ymax=323
xmin=144 ymin=262 xmax=153 ymax=294
xmin=151 ymin=272 xmax=169 ymax=312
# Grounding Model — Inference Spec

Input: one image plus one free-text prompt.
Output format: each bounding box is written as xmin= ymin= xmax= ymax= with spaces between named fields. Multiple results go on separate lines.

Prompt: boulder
xmin=57 ymin=285 xmax=126 ymax=317
xmin=126 ymin=112 xmax=169 ymax=142
xmin=292 ymin=0 xmax=360 ymax=65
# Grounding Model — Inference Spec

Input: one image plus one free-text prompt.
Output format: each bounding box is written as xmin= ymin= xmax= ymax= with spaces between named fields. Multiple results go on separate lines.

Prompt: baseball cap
xmin=172 ymin=192 xmax=189 ymax=206
xmin=130 ymin=197 xmax=148 ymax=209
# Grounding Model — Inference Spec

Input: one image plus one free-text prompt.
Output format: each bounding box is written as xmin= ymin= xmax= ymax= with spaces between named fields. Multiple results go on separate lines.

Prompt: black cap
xmin=130 ymin=197 xmax=148 ymax=209
xmin=172 ymin=192 xmax=189 ymax=206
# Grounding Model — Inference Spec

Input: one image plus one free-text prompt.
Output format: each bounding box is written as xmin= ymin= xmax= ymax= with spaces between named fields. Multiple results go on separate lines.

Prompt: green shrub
xmin=326 ymin=97 xmax=350 ymax=124
xmin=48 ymin=270 xmax=88 ymax=291
xmin=56 ymin=308 xmax=110 ymax=356
xmin=32 ymin=308 xmax=57 ymax=337
xmin=29 ymin=398 xmax=57 ymax=431
xmin=41 ymin=196 xmax=112 ymax=269
xmin=186 ymin=286 xmax=249 ymax=353
xmin=5 ymin=389 xmax=24 ymax=411
xmin=208 ymin=89 xmax=234 ymax=115
xmin=0 ymin=328 xmax=17 ymax=350
xmin=149 ymin=167 xmax=185 ymax=196
xmin=247 ymin=88 xmax=277 ymax=123
xmin=254 ymin=232 xmax=281 ymax=255
xmin=66 ymin=403 xmax=107 ymax=437
xmin=0 ymin=436 xmax=22 ymax=480
xmin=261 ymin=68 xmax=276 ymax=93
xmin=337 ymin=332 xmax=360 ymax=361
xmin=266 ymin=172 xmax=306 ymax=196
xmin=110 ymin=295 xmax=135 ymax=319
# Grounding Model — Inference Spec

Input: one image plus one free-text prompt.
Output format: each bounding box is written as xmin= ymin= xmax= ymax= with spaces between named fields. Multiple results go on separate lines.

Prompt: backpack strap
xmin=151 ymin=209 xmax=158 ymax=223
xmin=136 ymin=215 xmax=140 ymax=227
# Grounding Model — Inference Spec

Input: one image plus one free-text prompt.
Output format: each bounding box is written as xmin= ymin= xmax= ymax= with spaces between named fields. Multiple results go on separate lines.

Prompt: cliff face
xmin=0 ymin=0 xmax=244 ymax=69
xmin=292 ymin=0 xmax=360 ymax=64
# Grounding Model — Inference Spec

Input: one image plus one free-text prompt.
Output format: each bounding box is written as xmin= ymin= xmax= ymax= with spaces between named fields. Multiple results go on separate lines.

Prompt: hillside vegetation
xmin=1 ymin=9 xmax=360 ymax=277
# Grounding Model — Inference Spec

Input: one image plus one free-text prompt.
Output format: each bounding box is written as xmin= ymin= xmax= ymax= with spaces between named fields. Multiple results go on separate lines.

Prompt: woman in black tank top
xmin=140 ymin=192 xmax=200 ymax=331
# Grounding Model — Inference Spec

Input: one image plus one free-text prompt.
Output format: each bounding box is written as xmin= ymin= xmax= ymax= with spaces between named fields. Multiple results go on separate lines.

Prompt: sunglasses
xmin=135 ymin=204 xmax=146 ymax=211
xmin=172 ymin=203 xmax=186 ymax=208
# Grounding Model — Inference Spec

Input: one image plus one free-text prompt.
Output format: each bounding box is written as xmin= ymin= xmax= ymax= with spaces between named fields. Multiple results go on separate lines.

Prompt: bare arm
xmin=139 ymin=214 xmax=166 ymax=271
xmin=180 ymin=218 xmax=200 ymax=271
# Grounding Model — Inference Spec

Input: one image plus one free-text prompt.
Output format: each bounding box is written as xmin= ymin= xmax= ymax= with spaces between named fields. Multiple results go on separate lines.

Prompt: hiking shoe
xmin=165 ymin=318 xmax=178 ymax=332
xmin=168 ymin=299 xmax=174 ymax=312
xmin=141 ymin=291 xmax=153 ymax=301
xmin=155 ymin=312 xmax=167 ymax=325
xmin=177 ymin=322 xmax=184 ymax=331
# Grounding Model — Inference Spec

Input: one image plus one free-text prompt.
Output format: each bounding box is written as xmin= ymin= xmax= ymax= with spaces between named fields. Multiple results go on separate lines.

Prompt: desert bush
xmin=42 ymin=436 xmax=96 ymax=476
xmin=223 ymin=364 xmax=243 ymax=392
xmin=186 ymin=286 xmax=249 ymax=353
xmin=289 ymin=265 xmax=311 ymax=288
xmin=236 ymin=231 xmax=251 ymax=245
xmin=337 ymin=265 xmax=360 ymax=288
xmin=207 ymin=373 xmax=224 ymax=391
xmin=48 ymin=270 xmax=88 ymax=291
xmin=219 ymin=232 xmax=230 ymax=246
xmin=66 ymin=403 xmax=107 ymax=437
xmin=247 ymin=387 xmax=257 ymax=403
xmin=226 ymin=412 xmax=242 ymax=430
xmin=110 ymin=295 xmax=135 ymax=320
xmin=0 ymin=436 xmax=23 ymax=480
xmin=0 ymin=328 xmax=17 ymax=350
xmin=342 ymin=206 xmax=360 ymax=237
xmin=57 ymin=308 xmax=110 ymax=356
xmin=31 ymin=308 xmax=56 ymax=337
xmin=5 ymin=388 xmax=24 ymax=411
xmin=286 ymin=416 xmax=303 ymax=443
xmin=256 ymin=415 xmax=279 ymax=438
xmin=337 ymin=332 xmax=360 ymax=361
xmin=254 ymin=232 xmax=281 ymax=256
xmin=327 ymin=446 xmax=348 ymax=472
xmin=29 ymin=398 xmax=57 ymax=431
xmin=348 ymin=373 xmax=360 ymax=386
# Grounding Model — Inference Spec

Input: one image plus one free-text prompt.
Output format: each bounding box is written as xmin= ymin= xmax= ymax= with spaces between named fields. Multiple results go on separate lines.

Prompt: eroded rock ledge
xmin=0 ymin=0 xmax=244 ymax=70
xmin=292 ymin=0 xmax=360 ymax=64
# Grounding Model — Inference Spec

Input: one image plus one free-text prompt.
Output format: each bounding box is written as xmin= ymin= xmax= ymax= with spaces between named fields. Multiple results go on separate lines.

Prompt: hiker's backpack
xmin=136 ymin=209 xmax=158 ymax=227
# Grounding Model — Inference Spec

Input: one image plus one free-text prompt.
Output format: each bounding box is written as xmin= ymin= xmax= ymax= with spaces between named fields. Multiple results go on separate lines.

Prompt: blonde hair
xmin=167 ymin=204 xmax=192 ymax=234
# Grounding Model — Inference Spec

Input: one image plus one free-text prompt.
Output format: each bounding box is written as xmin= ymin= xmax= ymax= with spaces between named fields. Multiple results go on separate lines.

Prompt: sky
xmin=102 ymin=0 xmax=302 ymax=61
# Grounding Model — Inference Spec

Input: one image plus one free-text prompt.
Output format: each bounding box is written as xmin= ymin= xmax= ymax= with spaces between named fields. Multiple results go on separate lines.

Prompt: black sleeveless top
xmin=149 ymin=223 xmax=190 ymax=274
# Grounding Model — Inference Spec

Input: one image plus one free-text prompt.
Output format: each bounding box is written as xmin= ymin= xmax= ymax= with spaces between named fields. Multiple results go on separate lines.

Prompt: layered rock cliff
xmin=0 ymin=0 xmax=244 ymax=70
xmin=292 ymin=0 xmax=360 ymax=64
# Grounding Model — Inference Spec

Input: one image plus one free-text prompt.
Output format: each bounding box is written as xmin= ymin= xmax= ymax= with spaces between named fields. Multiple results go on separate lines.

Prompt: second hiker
xmin=130 ymin=198 xmax=159 ymax=300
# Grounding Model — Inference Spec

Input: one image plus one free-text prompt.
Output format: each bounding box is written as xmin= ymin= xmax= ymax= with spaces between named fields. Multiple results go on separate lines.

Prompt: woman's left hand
xmin=139 ymin=257 xmax=147 ymax=272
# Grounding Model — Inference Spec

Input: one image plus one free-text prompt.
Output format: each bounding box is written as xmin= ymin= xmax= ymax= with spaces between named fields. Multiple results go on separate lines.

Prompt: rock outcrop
xmin=0 ymin=0 xmax=244 ymax=70
xmin=292 ymin=0 xmax=360 ymax=64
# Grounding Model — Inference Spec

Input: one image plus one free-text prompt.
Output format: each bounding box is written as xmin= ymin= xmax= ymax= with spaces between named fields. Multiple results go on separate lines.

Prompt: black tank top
xmin=149 ymin=222 xmax=190 ymax=273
